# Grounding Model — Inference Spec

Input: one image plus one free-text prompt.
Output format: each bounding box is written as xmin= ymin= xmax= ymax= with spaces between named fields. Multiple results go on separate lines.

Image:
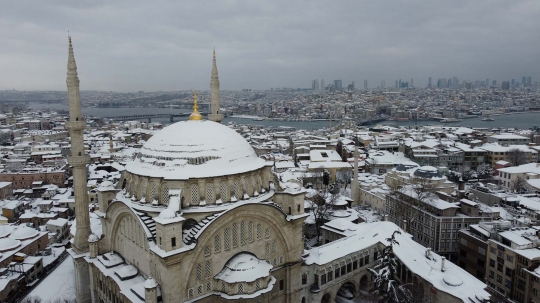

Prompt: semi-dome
xmin=125 ymin=120 xmax=267 ymax=179
xmin=0 ymin=238 xmax=21 ymax=252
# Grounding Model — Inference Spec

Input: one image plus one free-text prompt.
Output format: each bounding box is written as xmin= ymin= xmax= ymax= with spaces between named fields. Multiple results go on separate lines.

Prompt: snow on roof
xmin=214 ymin=253 xmax=273 ymax=283
xmin=125 ymin=120 xmax=271 ymax=180
xmin=27 ymin=258 xmax=74 ymax=301
xmin=304 ymin=221 xmax=489 ymax=302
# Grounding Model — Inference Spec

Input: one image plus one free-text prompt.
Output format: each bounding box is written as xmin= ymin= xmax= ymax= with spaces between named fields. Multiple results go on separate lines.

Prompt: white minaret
xmin=66 ymin=36 xmax=92 ymax=303
xmin=66 ymin=36 xmax=91 ymax=253
xmin=208 ymin=49 xmax=223 ymax=123
xmin=352 ymin=143 xmax=360 ymax=205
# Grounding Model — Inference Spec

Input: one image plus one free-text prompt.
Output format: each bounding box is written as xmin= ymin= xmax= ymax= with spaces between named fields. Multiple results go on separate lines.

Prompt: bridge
xmin=104 ymin=113 xmax=209 ymax=123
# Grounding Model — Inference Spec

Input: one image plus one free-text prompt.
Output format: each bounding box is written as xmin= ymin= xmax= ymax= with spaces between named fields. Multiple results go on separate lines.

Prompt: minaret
xmin=208 ymin=49 xmax=223 ymax=123
xmin=352 ymin=132 xmax=360 ymax=205
xmin=66 ymin=36 xmax=91 ymax=253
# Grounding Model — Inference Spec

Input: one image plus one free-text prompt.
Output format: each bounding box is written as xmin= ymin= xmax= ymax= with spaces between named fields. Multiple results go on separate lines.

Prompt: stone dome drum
xmin=125 ymin=120 xmax=267 ymax=179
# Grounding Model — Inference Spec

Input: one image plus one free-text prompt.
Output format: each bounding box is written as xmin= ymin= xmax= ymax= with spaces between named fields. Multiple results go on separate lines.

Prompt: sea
xmin=28 ymin=102 xmax=540 ymax=131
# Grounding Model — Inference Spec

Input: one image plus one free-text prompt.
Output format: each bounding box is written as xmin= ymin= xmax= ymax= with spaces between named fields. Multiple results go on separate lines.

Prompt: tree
xmin=462 ymin=169 xmax=477 ymax=181
xmin=336 ymin=169 xmax=353 ymax=190
xmin=511 ymin=176 xmax=530 ymax=194
xmin=305 ymin=185 xmax=340 ymax=246
xmin=507 ymin=148 xmax=529 ymax=166
xmin=389 ymin=176 xmax=437 ymax=233
xmin=476 ymin=163 xmax=494 ymax=180
xmin=369 ymin=230 xmax=412 ymax=303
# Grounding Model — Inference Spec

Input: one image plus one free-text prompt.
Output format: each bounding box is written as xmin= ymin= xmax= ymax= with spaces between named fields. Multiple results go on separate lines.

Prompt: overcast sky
xmin=1 ymin=0 xmax=539 ymax=91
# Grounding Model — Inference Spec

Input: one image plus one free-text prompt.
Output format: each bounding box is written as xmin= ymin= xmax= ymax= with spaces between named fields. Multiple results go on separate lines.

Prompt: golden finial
xmin=189 ymin=90 xmax=203 ymax=121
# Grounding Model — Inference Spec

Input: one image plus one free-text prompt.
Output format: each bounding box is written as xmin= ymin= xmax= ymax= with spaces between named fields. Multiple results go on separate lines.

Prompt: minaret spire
xmin=66 ymin=37 xmax=91 ymax=253
xmin=208 ymin=48 xmax=223 ymax=123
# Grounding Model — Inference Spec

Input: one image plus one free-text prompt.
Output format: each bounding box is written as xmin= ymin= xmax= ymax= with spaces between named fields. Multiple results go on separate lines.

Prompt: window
xmin=255 ymin=280 xmax=261 ymax=290
xmin=506 ymin=255 xmax=514 ymax=262
xmin=196 ymin=264 xmax=202 ymax=280
xmin=215 ymin=235 xmax=220 ymax=253
xmin=302 ymin=274 xmax=307 ymax=284
xmin=188 ymin=289 xmax=194 ymax=299
xmin=347 ymin=263 xmax=352 ymax=273
xmin=256 ymin=224 xmax=262 ymax=240
xmin=265 ymin=228 xmax=270 ymax=238
xmin=232 ymin=223 xmax=238 ymax=247
xmin=224 ymin=228 xmax=230 ymax=250
xmin=477 ymin=259 xmax=485 ymax=267
xmin=353 ymin=261 xmax=358 ymax=270
xmin=365 ymin=255 xmax=369 ymax=265
xmin=460 ymin=250 xmax=467 ymax=258
xmin=279 ymin=279 xmax=284 ymax=291
xmin=161 ymin=183 xmax=170 ymax=205
xmin=496 ymin=275 xmax=502 ymax=284
xmin=221 ymin=282 xmax=226 ymax=292
xmin=206 ymin=183 xmax=214 ymax=204
xmin=240 ymin=221 xmax=246 ymax=245
xmin=248 ymin=222 xmax=253 ymax=242
xmin=171 ymin=237 xmax=176 ymax=247
xmin=279 ymin=256 xmax=284 ymax=264
xmin=327 ymin=271 xmax=333 ymax=282
xmin=335 ymin=268 xmax=340 ymax=278
xmin=220 ymin=182 xmax=227 ymax=202
xmin=272 ymin=241 xmax=277 ymax=253
xmin=238 ymin=283 xmax=243 ymax=294
xmin=191 ymin=184 xmax=199 ymax=204
xmin=205 ymin=261 xmax=211 ymax=277
xmin=206 ymin=282 xmax=211 ymax=292
xmin=341 ymin=266 xmax=346 ymax=276
xmin=478 ymin=247 xmax=486 ymax=255
xmin=204 ymin=245 xmax=211 ymax=257
xmin=505 ymin=267 xmax=512 ymax=277
xmin=489 ymin=259 xmax=495 ymax=268
xmin=497 ymin=263 xmax=503 ymax=273
xmin=321 ymin=274 xmax=326 ymax=285
xmin=265 ymin=243 xmax=270 ymax=255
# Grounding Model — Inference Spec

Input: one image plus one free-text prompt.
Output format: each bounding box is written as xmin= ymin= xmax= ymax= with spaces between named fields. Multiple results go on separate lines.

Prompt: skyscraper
xmin=312 ymin=79 xmax=319 ymax=90
xmin=522 ymin=76 xmax=527 ymax=86
xmin=502 ymin=81 xmax=510 ymax=90
xmin=333 ymin=80 xmax=342 ymax=90
xmin=527 ymin=76 xmax=532 ymax=87
xmin=320 ymin=79 xmax=325 ymax=91
xmin=364 ymin=80 xmax=367 ymax=89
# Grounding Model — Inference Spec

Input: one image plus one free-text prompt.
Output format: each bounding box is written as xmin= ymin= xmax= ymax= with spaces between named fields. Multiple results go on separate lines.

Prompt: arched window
xmin=220 ymin=182 xmax=228 ymax=202
xmin=256 ymin=224 xmax=262 ymax=240
xmin=150 ymin=182 xmax=157 ymax=201
xmin=232 ymin=223 xmax=238 ymax=247
xmin=265 ymin=228 xmax=270 ymax=239
xmin=265 ymin=243 xmax=270 ymax=255
xmin=233 ymin=179 xmax=240 ymax=199
xmin=206 ymin=183 xmax=214 ymax=204
xmin=302 ymin=297 xmax=305 ymax=303
xmin=205 ymin=261 xmax=211 ymax=277
xmin=161 ymin=183 xmax=169 ymax=205
xmin=196 ymin=264 xmax=202 ymax=280
xmin=224 ymin=228 xmax=230 ymax=250
xmin=191 ymin=184 xmax=199 ymax=205
xmin=272 ymin=241 xmax=277 ymax=253
xmin=140 ymin=179 xmax=147 ymax=201
xmin=214 ymin=235 xmax=221 ymax=253
xmin=240 ymin=221 xmax=246 ymax=245
xmin=248 ymin=222 xmax=253 ymax=242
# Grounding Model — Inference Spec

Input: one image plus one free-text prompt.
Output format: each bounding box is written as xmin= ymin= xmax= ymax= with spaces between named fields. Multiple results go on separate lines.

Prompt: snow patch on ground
xmin=27 ymin=257 xmax=75 ymax=301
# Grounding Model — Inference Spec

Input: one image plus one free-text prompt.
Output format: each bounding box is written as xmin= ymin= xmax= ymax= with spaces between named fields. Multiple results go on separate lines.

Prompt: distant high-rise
xmin=527 ymin=76 xmax=532 ymax=87
xmin=453 ymin=77 xmax=458 ymax=88
xmin=410 ymin=78 xmax=413 ymax=88
xmin=364 ymin=80 xmax=367 ymax=89
xmin=492 ymin=80 xmax=496 ymax=87
xmin=522 ymin=76 xmax=527 ymax=86
xmin=511 ymin=79 xmax=516 ymax=87
xmin=321 ymin=79 xmax=325 ymax=91
xmin=312 ymin=79 xmax=319 ymax=90
xmin=333 ymin=80 xmax=342 ymax=90
xmin=502 ymin=81 xmax=510 ymax=90
xmin=428 ymin=77 xmax=432 ymax=88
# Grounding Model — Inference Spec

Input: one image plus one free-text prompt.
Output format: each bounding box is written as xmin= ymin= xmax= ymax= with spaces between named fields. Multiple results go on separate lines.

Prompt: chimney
xmin=441 ymin=256 xmax=446 ymax=272
xmin=384 ymin=214 xmax=388 ymax=221
xmin=403 ymin=220 xmax=407 ymax=232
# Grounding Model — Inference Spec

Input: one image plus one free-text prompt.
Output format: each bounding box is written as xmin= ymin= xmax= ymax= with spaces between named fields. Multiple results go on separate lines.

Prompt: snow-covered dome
xmin=88 ymin=234 xmax=100 ymax=243
xmin=144 ymin=277 xmax=158 ymax=289
xmin=0 ymin=238 xmax=21 ymax=252
xmin=159 ymin=209 xmax=176 ymax=219
xmin=395 ymin=161 xmax=420 ymax=172
xmin=215 ymin=253 xmax=272 ymax=283
xmin=11 ymin=226 xmax=39 ymax=240
xmin=126 ymin=120 xmax=267 ymax=179
xmin=443 ymin=275 xmax=463 ymax=287
xmin=412 ymin=166 xmax=444 ymax=179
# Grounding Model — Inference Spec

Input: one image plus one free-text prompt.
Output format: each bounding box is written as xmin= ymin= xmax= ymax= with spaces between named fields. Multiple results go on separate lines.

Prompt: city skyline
xmin=1 ymin=0 xmax=539 ymax=92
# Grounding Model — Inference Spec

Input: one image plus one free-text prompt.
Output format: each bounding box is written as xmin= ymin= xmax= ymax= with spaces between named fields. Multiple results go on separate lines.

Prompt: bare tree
xmin=336 ymin=169 xmax=353 ymax=190
xmin=476 ymin=163 xmax=494 ymax=180
xmin=387 ymin=176 xmax=437 ymax=234
xmin=507 ymin=148 xmax=529 ymax=166
xmin=305 ymin=185 xmax=340 ymax=246
xmin=511 ymin=176 xmax=530 ymax=194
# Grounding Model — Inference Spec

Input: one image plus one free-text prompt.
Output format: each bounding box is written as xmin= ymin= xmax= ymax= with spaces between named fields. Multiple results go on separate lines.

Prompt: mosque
xmin=66 ymin=39 xmax=310 ymax=303
xmin=66 ymin=39 xmax=490 ymax=303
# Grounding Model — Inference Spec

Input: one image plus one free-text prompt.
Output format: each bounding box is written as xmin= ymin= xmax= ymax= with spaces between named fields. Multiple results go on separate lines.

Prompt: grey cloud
xmin=1 ymin=0 xmax=539 ymax=91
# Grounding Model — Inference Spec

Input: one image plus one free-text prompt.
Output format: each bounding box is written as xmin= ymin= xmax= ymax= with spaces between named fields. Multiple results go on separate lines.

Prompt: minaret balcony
xmin=68 ymin=155 xmax=90 ymax=167
xmin=65 ymin=120 xmax=87 ymax=131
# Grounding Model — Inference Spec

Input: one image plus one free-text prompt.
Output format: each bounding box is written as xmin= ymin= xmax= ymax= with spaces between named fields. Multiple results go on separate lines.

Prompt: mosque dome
xmin=11 ymin=225 xmax=39 ymax=240
xmin=125 ymin=120 xmax=267 ymax=179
